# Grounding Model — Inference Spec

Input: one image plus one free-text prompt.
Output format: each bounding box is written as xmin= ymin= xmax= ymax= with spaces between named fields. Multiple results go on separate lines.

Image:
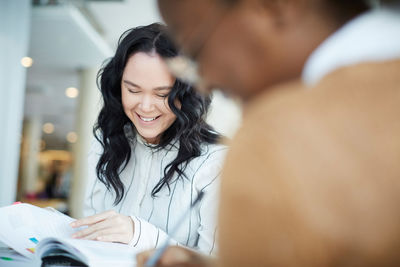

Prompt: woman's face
xmin=121 ymin=52 xmax=178 ymax=144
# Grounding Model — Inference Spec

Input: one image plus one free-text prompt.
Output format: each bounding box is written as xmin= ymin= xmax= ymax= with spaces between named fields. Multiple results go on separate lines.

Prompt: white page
xmin=61 ymin=238 xmax=137 ymax=266
xmin=36 ymin=237 xmax=138 ymax=267
xmin=0 ymin=246 xmax=32 ymax=262
xmin=0 ymin=204 xmax=80 ymax=258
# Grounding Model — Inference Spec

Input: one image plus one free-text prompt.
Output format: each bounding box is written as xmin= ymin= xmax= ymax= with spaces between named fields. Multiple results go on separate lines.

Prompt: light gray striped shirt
xmin=84 ymin=134 xmax=227 ymax=255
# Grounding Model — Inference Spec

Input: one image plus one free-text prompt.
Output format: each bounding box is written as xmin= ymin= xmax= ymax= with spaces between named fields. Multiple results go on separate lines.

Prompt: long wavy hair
xmin=94 ymin=23 xmax=221 ymax=204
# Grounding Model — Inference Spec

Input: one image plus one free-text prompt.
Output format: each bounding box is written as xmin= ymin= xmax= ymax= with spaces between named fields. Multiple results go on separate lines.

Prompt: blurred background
xmin=0 ymin=0 xmax=242 ymax=218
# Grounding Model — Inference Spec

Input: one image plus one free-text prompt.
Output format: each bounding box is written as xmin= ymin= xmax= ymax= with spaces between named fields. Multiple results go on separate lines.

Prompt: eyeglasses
xmin=165 ymin=56 xmax=203 ymax=90
xmin=164 ymin=3 xmax=232 ymax=92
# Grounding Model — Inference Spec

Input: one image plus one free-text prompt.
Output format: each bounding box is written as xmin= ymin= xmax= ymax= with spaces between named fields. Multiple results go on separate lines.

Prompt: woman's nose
xmin=138 ymin=94 xmax=155 ymax=112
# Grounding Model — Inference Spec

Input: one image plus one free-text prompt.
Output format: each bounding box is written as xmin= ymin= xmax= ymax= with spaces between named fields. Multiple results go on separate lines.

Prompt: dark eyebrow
xmin=123 ymin=80 xmax=140 ymax=88
xmin=123 ymin=80 xmax=172 ymax=91
xmin=154 ymin=86 xmax=173 ymax=91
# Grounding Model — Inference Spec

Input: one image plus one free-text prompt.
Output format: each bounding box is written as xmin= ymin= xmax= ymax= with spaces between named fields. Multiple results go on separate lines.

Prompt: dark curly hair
xmin=94 ymin=23 xmax=221 ymax=204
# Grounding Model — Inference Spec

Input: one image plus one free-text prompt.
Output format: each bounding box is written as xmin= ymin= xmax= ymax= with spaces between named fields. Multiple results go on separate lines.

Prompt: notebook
xmin=0 ymin=203 xmax=138 ymax=266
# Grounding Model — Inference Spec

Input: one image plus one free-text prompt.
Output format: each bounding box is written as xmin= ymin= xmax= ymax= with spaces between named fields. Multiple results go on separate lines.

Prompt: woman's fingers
xmin=70 ymin=210 xmax=117 ymax=228
xmin=71 ymin=211 xmax=134 ymax=244
xmin=71 ymin=219 xmax=113 ymax=239
xmin=81 ymin=227 xmax=121 ymax=241
xmin=78 ymin=229 xmax=130 ymax=243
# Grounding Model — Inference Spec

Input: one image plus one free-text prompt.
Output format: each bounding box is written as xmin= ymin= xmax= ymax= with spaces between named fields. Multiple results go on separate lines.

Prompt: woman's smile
xmin=136 ymin=113 xmax=161 ymax=125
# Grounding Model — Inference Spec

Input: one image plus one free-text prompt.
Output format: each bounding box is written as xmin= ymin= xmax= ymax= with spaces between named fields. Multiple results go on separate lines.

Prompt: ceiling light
xmin=43 ymin=123 xmax=54 ymax=134
xmin=66 ymin=132 xmax=78 ymax=143
xmin=21 ymin=57 xmax=33 ymax=68
xmin=65 ymin=87 xmax=79 ymax=98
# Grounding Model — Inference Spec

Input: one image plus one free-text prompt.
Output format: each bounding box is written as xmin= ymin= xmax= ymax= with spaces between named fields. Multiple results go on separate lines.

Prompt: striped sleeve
xmin=193 ymin=146 xmax=228 ymax=255
xmin=127 ymin=146 xmax=227 ymax=254
xmin=129 ymin=216 xmax=178 ymax=251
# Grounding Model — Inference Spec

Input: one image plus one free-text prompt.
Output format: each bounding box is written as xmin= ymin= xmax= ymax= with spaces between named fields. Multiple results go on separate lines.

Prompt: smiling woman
xmin=71 ymin=23 xmax=227 ymax=255
xmin=121 ymin=52 xmax=178 ymax=145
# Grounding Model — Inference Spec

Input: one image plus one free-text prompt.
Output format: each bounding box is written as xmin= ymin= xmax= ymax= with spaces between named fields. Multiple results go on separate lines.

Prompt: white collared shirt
xmin=302 ymin=7 xmax=400 ymax=86
xmin=84 ymin=131 xmax=227 ymax=254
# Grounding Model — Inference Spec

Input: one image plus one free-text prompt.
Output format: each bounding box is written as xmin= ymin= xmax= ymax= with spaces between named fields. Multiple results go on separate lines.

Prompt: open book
xmin=0 ymin=203 xmax=138 ymax=266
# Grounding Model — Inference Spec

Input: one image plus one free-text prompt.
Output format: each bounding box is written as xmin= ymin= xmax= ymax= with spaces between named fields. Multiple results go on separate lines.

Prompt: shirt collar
xmin=124 ymin=123 xmax=179 ymax=151
xmin=135 ymin=134 xmax=158 ymax=148
xmin=302 ymin=7 xmax=400 ymax=86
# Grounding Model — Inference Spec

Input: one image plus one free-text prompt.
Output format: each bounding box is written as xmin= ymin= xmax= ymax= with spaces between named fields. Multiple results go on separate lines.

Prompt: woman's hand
xmin=136 ymin=246 xmax=214 ymax=267
xmin=70 ymin=210 xmax=134 ymax=244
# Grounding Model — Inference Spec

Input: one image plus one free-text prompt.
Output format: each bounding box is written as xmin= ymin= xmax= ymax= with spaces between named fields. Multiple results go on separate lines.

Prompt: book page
xmin=0 ymin=246 xmax=32 ymax=264
xmin=36 ymin=237 xmax=138 ymax=267
xmin=0 ymin=204 xmax=79 ymax=258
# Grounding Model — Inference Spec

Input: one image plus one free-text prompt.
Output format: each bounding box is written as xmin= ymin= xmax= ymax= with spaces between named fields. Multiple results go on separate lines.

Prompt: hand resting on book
xmin=70 ymin=210 xmax=134 ymax=244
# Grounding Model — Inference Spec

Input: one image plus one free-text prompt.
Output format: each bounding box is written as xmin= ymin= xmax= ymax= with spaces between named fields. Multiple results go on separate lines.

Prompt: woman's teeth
xmin=140 ymin=115 xmax=157 ymax=122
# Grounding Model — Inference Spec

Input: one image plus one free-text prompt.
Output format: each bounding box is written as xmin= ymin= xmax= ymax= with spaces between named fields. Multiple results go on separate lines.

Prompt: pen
xmin=145 ymin=191 xmax=205 ymax=267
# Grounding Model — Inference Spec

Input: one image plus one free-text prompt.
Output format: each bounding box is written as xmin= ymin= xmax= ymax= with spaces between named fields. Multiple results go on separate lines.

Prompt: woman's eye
xmin=156 ymin=94 xmax=169 ymax=98
xmin=128 ymin=89 xmax=140 ymax=94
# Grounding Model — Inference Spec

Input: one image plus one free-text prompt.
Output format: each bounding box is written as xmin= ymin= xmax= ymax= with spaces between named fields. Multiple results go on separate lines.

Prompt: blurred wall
xmin=0 ymin=0 xmax=31 ymax=206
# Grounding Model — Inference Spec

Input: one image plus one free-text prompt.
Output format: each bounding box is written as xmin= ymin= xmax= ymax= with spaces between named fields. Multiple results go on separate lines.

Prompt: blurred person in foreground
xmin=137 ymin=0 xmax=400 ymax=266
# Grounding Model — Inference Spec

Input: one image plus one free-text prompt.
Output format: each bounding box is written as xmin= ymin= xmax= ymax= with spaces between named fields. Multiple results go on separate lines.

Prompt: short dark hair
xmin=219 ymin=0 xmax=369 ymax=23
xmin=323 ymin=0 xmax=369 ymax=23
xmin=94 ymin=23 xmax=221 ymax=204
